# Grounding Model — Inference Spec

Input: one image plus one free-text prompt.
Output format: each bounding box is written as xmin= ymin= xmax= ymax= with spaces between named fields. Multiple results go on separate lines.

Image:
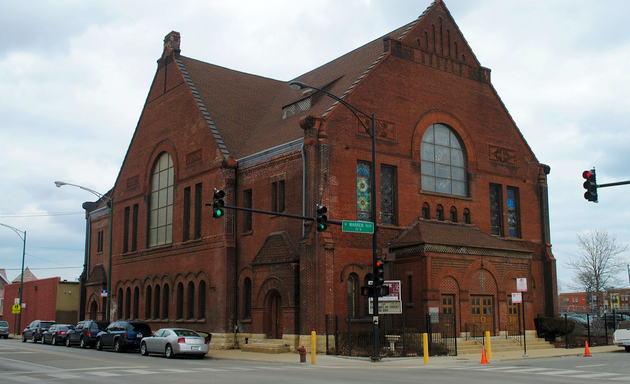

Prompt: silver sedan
xmin=140 ymin=328 xmax=209 ymax=359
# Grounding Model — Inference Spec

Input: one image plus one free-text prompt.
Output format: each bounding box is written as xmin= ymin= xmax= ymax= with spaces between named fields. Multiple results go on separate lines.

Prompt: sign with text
xmin=342 ymin=220 xmax=374 ymax=233
xmin=101 ymin=290 xmax=108 ymax=298
xmin=512 ymin=292 xmax=522 ymax=303
xmin=368 ymin=300 xmax=402 ymax=314
xmin=516 ymin=278 xmax=527 ymax=292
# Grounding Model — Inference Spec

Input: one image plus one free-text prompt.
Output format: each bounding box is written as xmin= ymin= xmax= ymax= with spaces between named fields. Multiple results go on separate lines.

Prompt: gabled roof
xmin=12 ymin=266 xmax=37 ymax=283
xmin=252 ymin=231 xmax=300 ymax=266
xmin=390 ymin=220 xmax=530 ymax=257
xmin=177 ymin=1 xmax=456 ymax=160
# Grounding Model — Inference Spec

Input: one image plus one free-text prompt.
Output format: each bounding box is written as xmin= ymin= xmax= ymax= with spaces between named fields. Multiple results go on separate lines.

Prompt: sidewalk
xmin=207 ymin=344 xmax=622 ymax=367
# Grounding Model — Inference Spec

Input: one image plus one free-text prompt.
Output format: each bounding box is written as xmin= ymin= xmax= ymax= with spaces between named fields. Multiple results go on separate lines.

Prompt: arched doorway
xmin=264 ymin=290 xmax=283 ymax=339
xmin=89 ymin=300 xmax=98 ymax=320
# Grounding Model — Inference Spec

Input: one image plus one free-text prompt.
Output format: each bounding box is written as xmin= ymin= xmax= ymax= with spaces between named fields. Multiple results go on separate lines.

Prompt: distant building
xmin=2 ymin=274 xmax=80 ymax=335
xmin=0 ymin=269 xmax=10 ymax=320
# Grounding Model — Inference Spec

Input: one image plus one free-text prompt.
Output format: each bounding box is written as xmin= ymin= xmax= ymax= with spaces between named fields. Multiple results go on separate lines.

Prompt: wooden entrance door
xmin=508 ymin=295 xmax=520 ymax=325
xmin=265 ymin=290 xmax=283 ymax=339
xmin=471 ymin=296 xmax=494 ymax=336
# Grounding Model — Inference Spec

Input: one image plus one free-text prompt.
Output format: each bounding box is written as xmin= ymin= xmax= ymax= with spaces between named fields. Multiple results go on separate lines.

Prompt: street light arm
xmin=289 ymin=81 xmax=373 ymax=137
xmin=54 ymin=181 xmax=112 ymax=209
xmin=0 ymin=223 xmax=26 ymax=241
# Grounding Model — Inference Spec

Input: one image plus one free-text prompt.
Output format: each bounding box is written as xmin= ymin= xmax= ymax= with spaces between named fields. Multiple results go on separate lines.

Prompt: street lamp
xmin=0 ymin=223 xmax=26 ymax=335
xmin=55 ymin=181 xmax=113 ymax=322
xmin=289 ymin=81 xmax=381 ymax=361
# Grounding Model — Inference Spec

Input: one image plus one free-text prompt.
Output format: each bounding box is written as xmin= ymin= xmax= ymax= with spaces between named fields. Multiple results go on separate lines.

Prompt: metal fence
xmin=535 ymin=312 xmax=628 ymax=348
xmin=325 ymin=313 xmax=457 ymax=357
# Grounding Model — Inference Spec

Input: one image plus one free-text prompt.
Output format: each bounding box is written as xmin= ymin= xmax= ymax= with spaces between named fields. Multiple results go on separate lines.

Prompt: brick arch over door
xmin=256 ymin=277 xmax=290 ymax=308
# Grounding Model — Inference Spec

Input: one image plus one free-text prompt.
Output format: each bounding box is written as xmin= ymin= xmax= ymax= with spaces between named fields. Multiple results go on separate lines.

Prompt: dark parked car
xmin=96 ymin=321 xmax=152 ymax=352
xmin=22 ymin=320 xmax=56 ymax=343
xmin=42 ymin=324 xmax=73 ymax=345
xmin=0 ymin=320 xmax=9 ymax=339
xmin=65 ymin=320 xmax=110 ymax=348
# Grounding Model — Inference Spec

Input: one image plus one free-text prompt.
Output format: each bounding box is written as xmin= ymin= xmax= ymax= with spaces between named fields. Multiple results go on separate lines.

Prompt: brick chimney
xmin=163 ymin=31 xmax=181 ymax=58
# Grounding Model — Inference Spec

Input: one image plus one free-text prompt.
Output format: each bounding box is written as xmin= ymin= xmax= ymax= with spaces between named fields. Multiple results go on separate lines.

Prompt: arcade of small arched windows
xmin=113 ymin=278 xmax=208 ymax=322
xmin=421 ymin=203 xmax=471 ymax=224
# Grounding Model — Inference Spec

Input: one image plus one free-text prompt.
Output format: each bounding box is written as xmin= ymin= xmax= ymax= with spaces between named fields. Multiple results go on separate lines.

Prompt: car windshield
xmin=174 ymin=329 xmax=200 ymax=337
xmin=0 ymin=321 xmax=8 ymax=327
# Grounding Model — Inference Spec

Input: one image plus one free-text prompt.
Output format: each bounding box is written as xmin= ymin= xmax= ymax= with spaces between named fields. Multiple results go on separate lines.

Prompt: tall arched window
xmin=149 ymin=152 xmax=174 ymax=247
xmin=133 ymin=287 xmax=139 ymax=319
xmin=145 ymin=286 xmax=152 ymax=319
xmin=243 ymin=278 xmax=252 ymax=319
xmin=154 ymin=285 xmax=161 ymax=319
xmin=177 ymin=282 xmax=184 ymax=319
xmin=125 ymin=288 xmax=131 ymax=319
xmin=198 ymin=281 xmax=206 ymax=319
xmin=421 ymin=124 xmax=466 ymax=196
xmin=187 ymin=282 xmax=195 ymax=319
xmin=117 ymin=288 xmax=123 ymax=320
xmin=347 ymin=273 xmax=359 ymax=318
xmin=163 ymin=283 xmax=170 ymax=319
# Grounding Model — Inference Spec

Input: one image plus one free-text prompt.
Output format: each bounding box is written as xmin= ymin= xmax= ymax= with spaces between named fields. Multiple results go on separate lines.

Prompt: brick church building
xmin=80 ymin=0 xmax=557 ymax=349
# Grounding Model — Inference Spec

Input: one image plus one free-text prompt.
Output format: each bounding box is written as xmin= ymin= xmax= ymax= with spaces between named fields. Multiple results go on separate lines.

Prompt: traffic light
xmin=212 ymin=189 xmax=225 ymax=218
xmin=374 ymin=258 xmax=385 ymax=286
xmin=361 ymin=286 xmax=374 ymax=296
xmin=582 ymin=169 xmax=598 ymax=203
xmin=316 ymin=205 xmax=328 ymax=231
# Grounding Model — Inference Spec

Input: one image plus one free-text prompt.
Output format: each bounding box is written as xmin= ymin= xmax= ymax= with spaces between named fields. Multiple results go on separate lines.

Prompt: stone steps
xmin=240 ymin=339 xmax=291 ymax=354
xmin=456 ymin=337 xmax=554 ymax=355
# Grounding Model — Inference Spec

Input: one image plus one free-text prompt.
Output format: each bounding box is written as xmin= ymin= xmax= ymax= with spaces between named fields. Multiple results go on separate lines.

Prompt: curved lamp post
xmin=0 ymin=223 xmax=26 ymax=335
xmin=55 ymin=181 xmax=113 ymax=322
xmin=289 ymin=81 xmax=381 ymax=361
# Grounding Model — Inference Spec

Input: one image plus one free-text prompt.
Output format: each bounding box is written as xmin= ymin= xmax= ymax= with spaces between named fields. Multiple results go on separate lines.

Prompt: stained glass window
xmin=421 ymin=124 xmax=466 ymax=196
xmin=357 ymin=161 xmax=371 ymax=221
xmin=490 ymin=184 xmax=502 ymax=236
xmin=149 ymin=152 xmax=173 ymax=247
xmin=381 ymin=165 xmax=396 ymax=225
xmin=507 ymin=187 xmax=520 ymax=238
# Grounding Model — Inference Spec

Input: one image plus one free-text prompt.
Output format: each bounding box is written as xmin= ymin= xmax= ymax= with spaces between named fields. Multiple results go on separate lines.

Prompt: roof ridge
xmin=174 ymin=56 xmax=231 ymax=160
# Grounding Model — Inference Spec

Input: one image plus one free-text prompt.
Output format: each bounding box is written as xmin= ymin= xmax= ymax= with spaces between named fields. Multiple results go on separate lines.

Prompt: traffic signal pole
xmin=205 ymin=203 xmax=343 ymax=225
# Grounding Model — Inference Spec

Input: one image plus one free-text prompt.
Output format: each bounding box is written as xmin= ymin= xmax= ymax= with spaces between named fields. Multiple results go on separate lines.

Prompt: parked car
xmin=65 ymin=320 xmax=110 ymax=348
xmin=0 ymin=320 xmax=9 ymax=339
xmin=140 ymin=328 xmax=209 ymax=359
xmin=95 ymin=321 xmax=152 ymax=352
xmin=42 ymin=324 xmax=73 ymax=345
xmin=613 ymin=321 xmax=630 ymax=352
xmin=22 ymin=320 xmax=56 ymax=343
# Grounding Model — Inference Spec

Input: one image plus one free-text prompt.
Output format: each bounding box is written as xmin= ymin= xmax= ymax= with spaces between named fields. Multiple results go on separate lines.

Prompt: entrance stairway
xmin=240 ymin=339 xmax=291 ymax=354
xmin=456 ymin=336 xmax=555 ymax=356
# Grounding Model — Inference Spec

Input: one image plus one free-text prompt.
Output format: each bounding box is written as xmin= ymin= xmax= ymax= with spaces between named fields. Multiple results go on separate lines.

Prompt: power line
xmin=0 ymin=212 xmax=83 ymax=218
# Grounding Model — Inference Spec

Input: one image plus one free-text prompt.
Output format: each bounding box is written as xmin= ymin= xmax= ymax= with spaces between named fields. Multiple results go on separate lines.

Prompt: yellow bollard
xmin=485 ymin=331 xmax=492 ymax=360
xmin=311 ymin=331 xmax=316 ymax=365
xmin=423 ymin=333 xmax=429 ymax=364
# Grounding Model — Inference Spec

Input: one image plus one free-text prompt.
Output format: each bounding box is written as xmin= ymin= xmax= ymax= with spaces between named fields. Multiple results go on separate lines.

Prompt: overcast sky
xmin=2 ymin=0 xmax=630 ymax=292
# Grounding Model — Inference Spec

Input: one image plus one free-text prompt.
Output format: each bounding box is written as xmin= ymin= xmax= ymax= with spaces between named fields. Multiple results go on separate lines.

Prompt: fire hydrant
xmin=297 ymin=346 xmax=307 ymax=363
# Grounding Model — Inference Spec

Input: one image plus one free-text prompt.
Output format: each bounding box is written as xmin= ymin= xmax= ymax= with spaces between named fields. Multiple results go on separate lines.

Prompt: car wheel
xmin=52 ymin=336 xmax=58 ymax=345
xmin=114 ymin=339 xmax=124 ymax=353
xmin=625 ymin=346 xmax=630 ymax=353
xmin=165 ymin=344 xmax=176 ymax=359
xmin=80 ymin=337 xmax=87 ymax=349
xmin=140 ymin=342 xmax=149 ymax=356
xmin=96 ymin=338 xmax=103 ymax=351
xmin=32 ymin=334 xmax=37 ymax=343
xmin=22 ymin=334 xmax=27 ymax=342
xmin=66 ymin=337 xmax=72 ymax=347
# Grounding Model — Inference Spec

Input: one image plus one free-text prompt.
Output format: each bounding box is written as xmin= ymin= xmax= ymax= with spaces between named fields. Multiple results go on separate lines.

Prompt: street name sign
xmin=342 ymin=220 xmax=374 ymax=234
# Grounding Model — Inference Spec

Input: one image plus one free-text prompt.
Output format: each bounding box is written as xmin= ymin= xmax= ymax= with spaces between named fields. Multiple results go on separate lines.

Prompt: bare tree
xmin=564 ymin=229 xmax=628 ymax=314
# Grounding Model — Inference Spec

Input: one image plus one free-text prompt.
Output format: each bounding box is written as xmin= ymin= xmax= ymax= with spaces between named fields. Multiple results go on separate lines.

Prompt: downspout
xmin=232 ymin=161 xmax=239 ymax=347
xmin=302 ymin=142 xmax=306 ymax=238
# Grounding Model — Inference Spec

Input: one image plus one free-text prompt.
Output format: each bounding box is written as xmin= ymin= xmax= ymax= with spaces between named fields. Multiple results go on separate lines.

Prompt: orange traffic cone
xmin=479 ymin=346 xmax=490 ymax=364
xmin=584 ymin=341 xmax=591 ymax=357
